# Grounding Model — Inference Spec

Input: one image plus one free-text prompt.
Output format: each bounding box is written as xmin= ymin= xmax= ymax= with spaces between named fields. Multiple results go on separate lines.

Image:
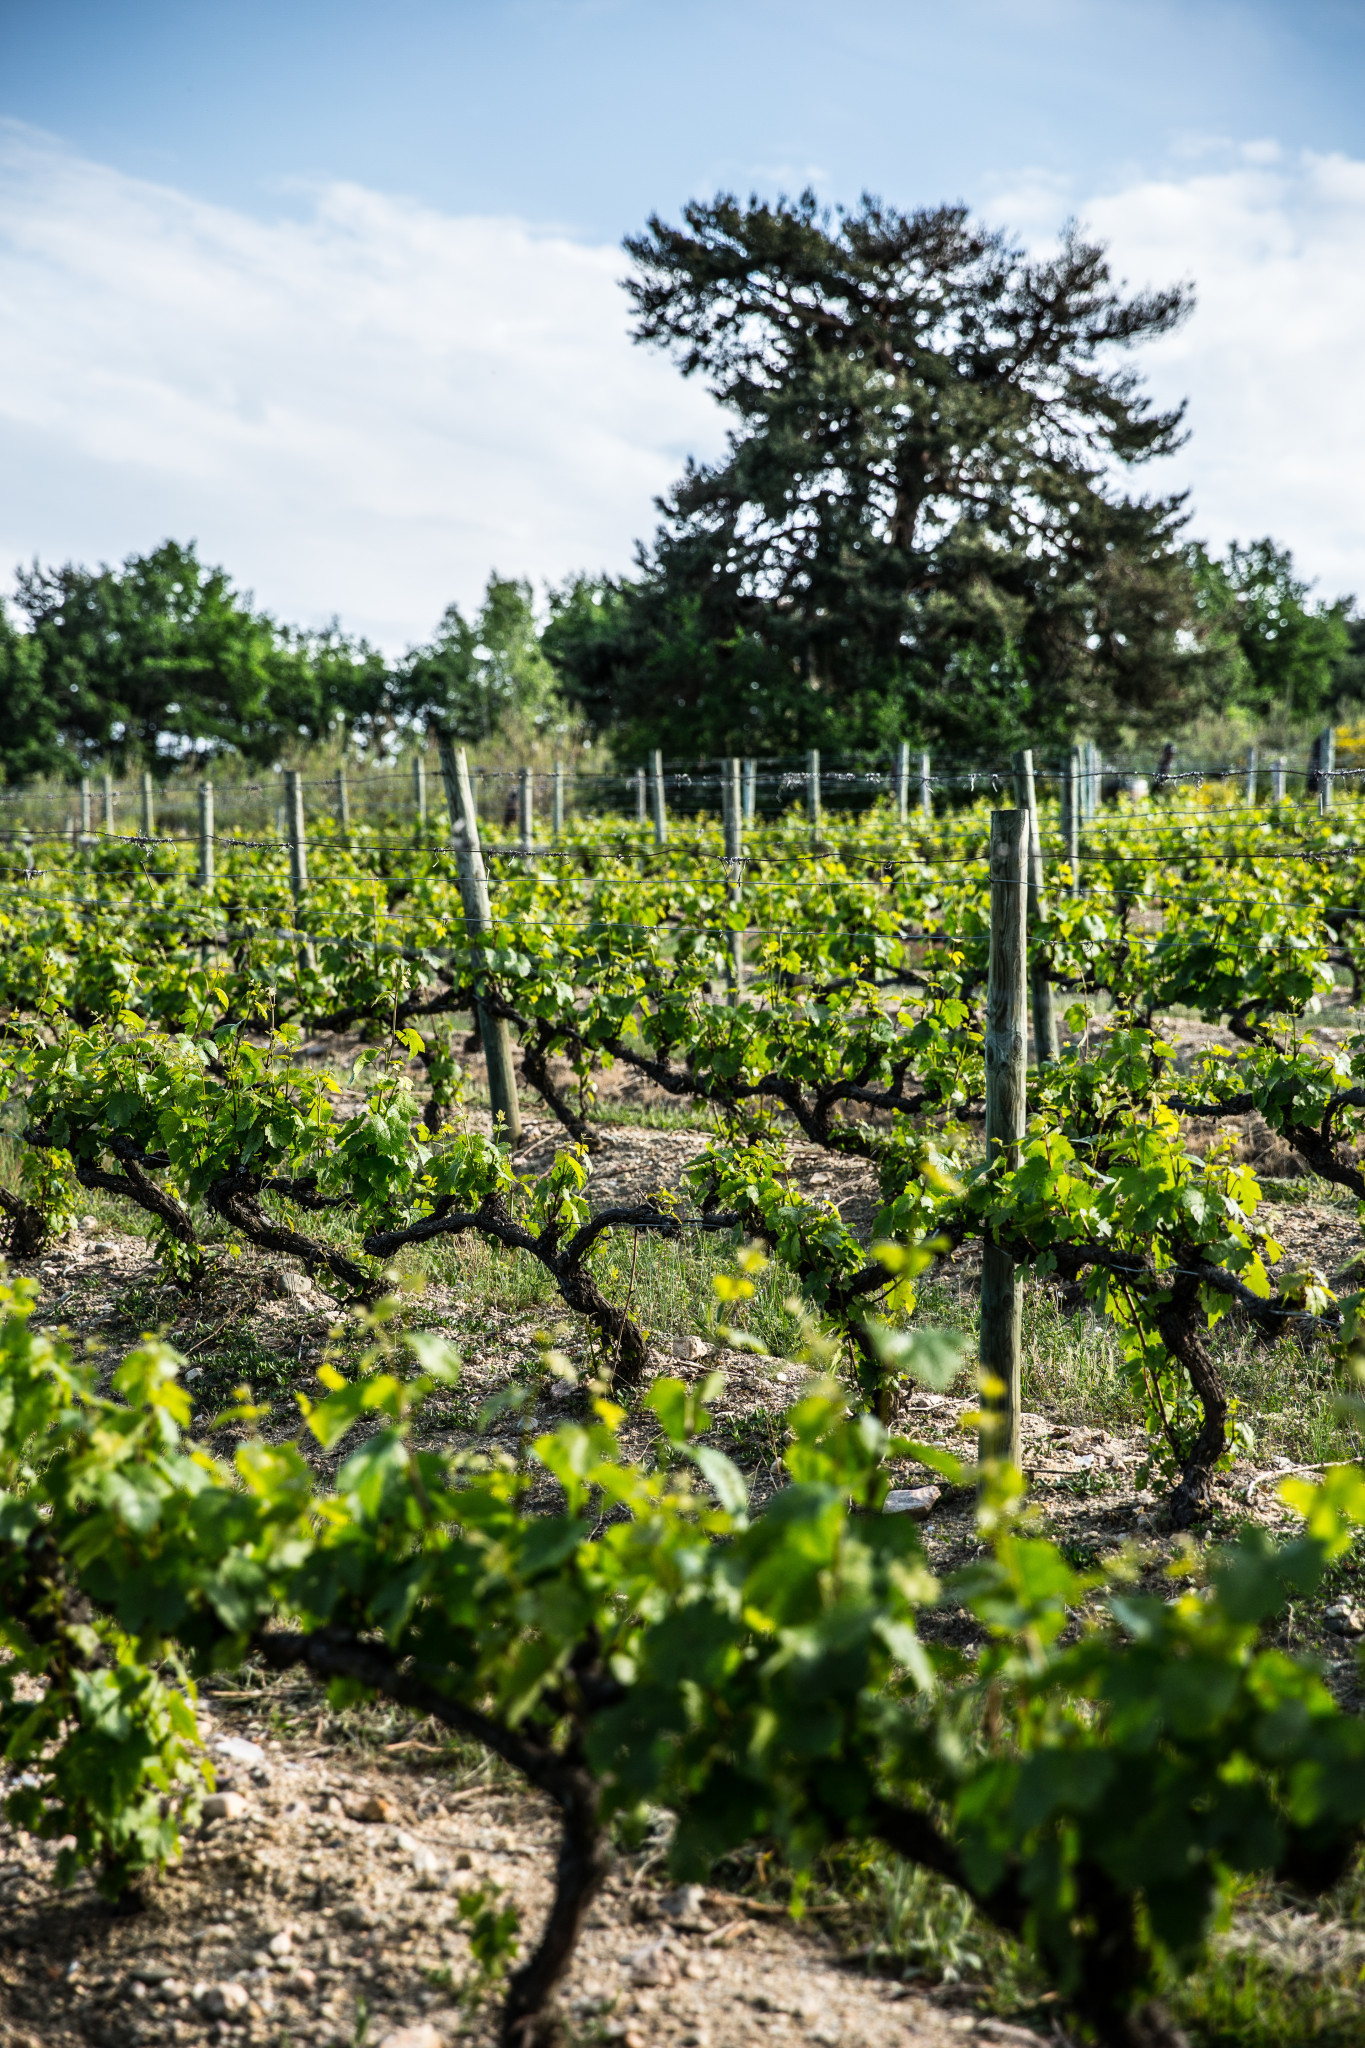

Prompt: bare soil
xmin=7 ymin=1007 xmax=1365 ymax=2047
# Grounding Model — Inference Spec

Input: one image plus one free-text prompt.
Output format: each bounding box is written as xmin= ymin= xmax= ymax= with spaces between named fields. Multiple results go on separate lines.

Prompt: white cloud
xmin=1 ymin=124 xmax=1362 ymax=658
xmin=0 ymin=123 xmax=726 ymax=649
xmin=995 ymin=143 xmax=1365 ymax=601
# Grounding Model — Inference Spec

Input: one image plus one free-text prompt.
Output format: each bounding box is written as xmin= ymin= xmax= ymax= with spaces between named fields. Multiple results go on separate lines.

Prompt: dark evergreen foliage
xmin=549 ymin=192 xmax=1218 ymax=757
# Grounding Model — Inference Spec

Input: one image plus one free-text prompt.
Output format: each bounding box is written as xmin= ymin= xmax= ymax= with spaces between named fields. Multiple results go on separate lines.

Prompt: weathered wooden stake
xmin=1062 ymin=748 xmax=1080 ymax=895
xmin=1319 ymin=725 xmax=1336 ymax=814
xmin=286 ymin=770 xmax=308 ymax=897
xmin=1273 ymin=755 xmax=1287 ymax=803
xmin=140 ymin=770 xmax=155 ymax=839
xmin=1244 ymin=744 xmax=1258 ymax=805
xmin=335 ymin=766 xmax=351 ymax=846
xmin=518 ymin=766 xmax=534 ymax=856
xmin=439 ymin=740 xmax=522 ymax=1145
xmin=413 ymin=754 xmax=427 ymax=833
xmin=552 ymin=760 xmax=565 ymax=841
xmin=979 ymin=806 xmax=1029 ymax=1473
xmin=286 ymin=769 xmax=314 ymax=970
xmin=743 ymin=757 xmax=756 ymax=825
xmin=895 ymin=741 xmax=910 ymax=823
xmin=806 ymin=748 xmax=821 ymax=842
xmin=198 ymin=782 xmax=215 ymax=891
xmin=920 ymin=751 xmax=932 ymax=819
xmin=1012 ymin=750 xmax=1059 ymax=1065
xmin=102 ymin=774 xmax=115 ymax=834
xmin=650 ymin=748 xmax=667 ymax=847
xmin=722 ymin=757 xmax=744 ymax=1003
xmin=635 ymin=767 xmax=647 ymax=825
xmin=79 ymin=777 xmax=92 ymax=843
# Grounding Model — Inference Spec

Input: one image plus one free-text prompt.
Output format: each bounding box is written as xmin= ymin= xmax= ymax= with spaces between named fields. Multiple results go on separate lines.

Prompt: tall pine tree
xmin=549 ymin=192 xmax=1217 ymax=758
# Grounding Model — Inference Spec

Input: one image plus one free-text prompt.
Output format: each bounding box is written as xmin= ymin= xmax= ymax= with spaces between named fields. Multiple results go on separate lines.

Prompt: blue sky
xmin=1 ymin=0 xmax=1363 ymax=647
xmin=8 ymin=0 xmax=1364 ymax=234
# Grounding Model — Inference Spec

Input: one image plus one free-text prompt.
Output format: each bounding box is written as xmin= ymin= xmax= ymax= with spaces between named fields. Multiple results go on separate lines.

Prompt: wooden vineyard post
xmin=198 ymin=781 xmax=215 ymax=968
xmin=1061 ymin=748 xmax=1080 ymax=896
xmin=1319 ymin=726 xmax=1336 ymax=814
xmin=285 ymin=769 xmax=314 ymax=971
xmin=1245 ymin=744 xmax=1258 ymax=805
xmin=722 ymin=757 xmax=745 ymax=1002
xmin=920 ymin=750 xmax=932 ymax=819
xmin=1273 ymin=756 xmax=1287 ymax=803
xmin=895 ymin=741 xmax=910 ymax=823
xmin=743 ymin=757 xmax=756 ymax=825
xmin=439 ymin=739 xmax=522 ymax=1146
xmin=198 ymin=781 xmax=214 ymax=890
xmin=552 ymin=760 xmax=565 ymax=842
xmin=141 ymin=771 xmax=155 ymax=840
xmin=413 ymin=753 xmax=427 ymax=835
xmin=635 ymin=767 xmax=647 ymax=826
xmin=335 ymin=766 xmax=351 ymax=847
xmin=1012 ymin=749 xmax=1058 ymax=1065
xmin=102 ymin=774 xmax=115 ymax=834
xmin=286 ymin=770 xmax=308 ymax=898
xmin=79 ymin=777 xmax=92 ymax=845
xmin=518 ymin=767 xmax=534 ymax=857
xmin=650 ymin=749 xmax=667 ymax=847
xmin=806 ymin=748 xmax=821 ymax=844
xmin=979 ymin=806 xmax=1029 ymax=1474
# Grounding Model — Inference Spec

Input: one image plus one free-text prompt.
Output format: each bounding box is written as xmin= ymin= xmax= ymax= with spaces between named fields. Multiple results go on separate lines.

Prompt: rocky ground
xmin=6 ymin=1008 xmax=1365 ymax=2047
xmin=0 ymin=1683 xmax=1051 ymax=2048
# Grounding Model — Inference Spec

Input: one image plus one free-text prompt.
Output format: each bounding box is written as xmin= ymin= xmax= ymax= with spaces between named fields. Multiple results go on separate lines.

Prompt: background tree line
xmin=2 ymin=192 xmax=1360 ymax=786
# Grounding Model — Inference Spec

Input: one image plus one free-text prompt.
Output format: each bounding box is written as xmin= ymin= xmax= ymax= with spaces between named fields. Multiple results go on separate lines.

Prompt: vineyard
xmin=5 ymin=745 xmax=1365 ymax=2048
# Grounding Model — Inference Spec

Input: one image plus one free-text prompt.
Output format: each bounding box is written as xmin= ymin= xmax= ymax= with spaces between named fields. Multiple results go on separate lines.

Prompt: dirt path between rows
xmin=0 ymin=1683 xmax=1044 ymax=2048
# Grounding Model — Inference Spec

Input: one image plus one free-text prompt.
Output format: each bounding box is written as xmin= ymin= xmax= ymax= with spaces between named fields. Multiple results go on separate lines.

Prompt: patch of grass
xmin=0 ymin=1120 xmax=156 ymax=1244
xmin=1021 ymin=1286 xmax=1138 ymax=1432
xmin=1172 ymin=1946 xmax=1365 ymax=2046
xmin=586 ymin=1100 xmax=717 ymax=1131
xmin=913 ymin=1271 xmax=1142 ymax=1434
xmin=709 ymin=1403 xmax=788 ymax=1471
xmin=1220 ymin=1327 xmax=1364 ymax=1468
xmin=417 ymin=1222 xmax=805 ymax=1361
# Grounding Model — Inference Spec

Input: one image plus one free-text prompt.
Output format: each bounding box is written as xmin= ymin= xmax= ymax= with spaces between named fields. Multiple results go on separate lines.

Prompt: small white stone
xmin=883 ymin=1486 xmax=941 ymax=1519
xmin=659 ymin=1883 xmax=708 ymax=1924
xmin=1324 ymin=1600 xmax=1365 ymax=1637
xmin=202 ymin=1791 xmax=248 ymax=1821
xmin=661 ymin=1335 xmax=712 ymax=1361
xmin=197 ymin=1981 xmax=250 ymax=2019
xmin=267 ymin=1929 xmax=293 ymax=1957
xmin=215 ymin=1735 xmax=267 ymax=1768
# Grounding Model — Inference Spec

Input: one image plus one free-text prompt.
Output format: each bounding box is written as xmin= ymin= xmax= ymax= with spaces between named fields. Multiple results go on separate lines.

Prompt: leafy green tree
xmin=291 ymin=620 xmax=393 ymax=751
xmin=0 ymin=600 xmax=68 ymax=785
xmin=399 ymin=574 xmax=562 ymax=740
xmin=9 ymin=540 xmax=388 ymax=777
xmin=549 ymin=192 xmax=1212 ymax=760
xmin=1191 ymin=538 xmax=1354 ymax=723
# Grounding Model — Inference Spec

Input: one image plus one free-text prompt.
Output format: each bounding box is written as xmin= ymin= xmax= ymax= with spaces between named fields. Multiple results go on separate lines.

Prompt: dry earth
xmin=7 ymin=1012 xmax=1365 ymax=2047
xmin=0 ymin=1690 xmax=1051 ymax=2048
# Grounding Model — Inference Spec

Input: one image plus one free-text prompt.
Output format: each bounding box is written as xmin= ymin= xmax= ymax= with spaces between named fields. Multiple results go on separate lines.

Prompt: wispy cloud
xmin=0 ymin=123 xmax=1361 ymax=657
xmin=0 ymin=123 xmax=725 ymax=649
xmin=993 ymin=142 xmax=1365 ymax=599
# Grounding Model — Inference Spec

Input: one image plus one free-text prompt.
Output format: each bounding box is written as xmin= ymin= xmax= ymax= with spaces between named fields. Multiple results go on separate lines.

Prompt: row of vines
xmin=4 ymin=781 xmax=1365 ymax=2044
